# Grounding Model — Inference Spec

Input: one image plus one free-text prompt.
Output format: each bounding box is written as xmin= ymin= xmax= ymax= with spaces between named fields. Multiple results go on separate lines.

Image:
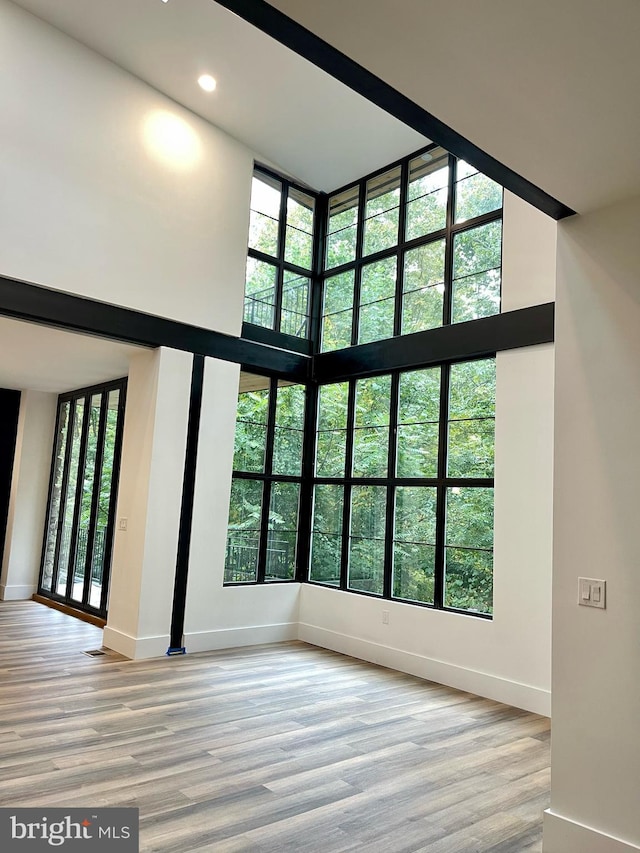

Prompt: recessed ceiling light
xmin=198 ymin=74 xmax=217 ymax=93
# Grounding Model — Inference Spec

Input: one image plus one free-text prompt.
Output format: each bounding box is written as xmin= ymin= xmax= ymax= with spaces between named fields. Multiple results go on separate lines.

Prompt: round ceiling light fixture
xmin=198 ymin=74 xmax=217 ymax=93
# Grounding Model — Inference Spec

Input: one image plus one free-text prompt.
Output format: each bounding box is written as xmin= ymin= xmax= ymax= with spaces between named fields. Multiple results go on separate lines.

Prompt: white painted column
xmin=0 ymin=390 xmax=57 ymax=600
xmin=103 ymin=346 xmax=192 ymax=659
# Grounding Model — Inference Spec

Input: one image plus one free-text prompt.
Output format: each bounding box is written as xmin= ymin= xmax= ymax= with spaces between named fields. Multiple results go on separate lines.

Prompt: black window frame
xmin=224 ymin=374 xmax=310 ymax=586
xmin=319 ymin=144 xmax=504 ymax=354
xmin=308 ymin=356 xmax=495 ymax=618
xmin=233 ymin=144 xmax=509 ymax=615
xmin=242 ymin=164 xmax=324 ymax=356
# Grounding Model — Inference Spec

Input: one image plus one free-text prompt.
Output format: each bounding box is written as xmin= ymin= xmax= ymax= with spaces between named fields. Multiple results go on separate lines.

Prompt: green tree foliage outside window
xmin=309 ymin=358 xmax=495 ymax=615
xmin=244 ymin=171 xmax=315 ymax=338
xmin=320 ymin=148 xmax=503 ymax=351
xmin=225 ymin=376 xmax=306 ymax=584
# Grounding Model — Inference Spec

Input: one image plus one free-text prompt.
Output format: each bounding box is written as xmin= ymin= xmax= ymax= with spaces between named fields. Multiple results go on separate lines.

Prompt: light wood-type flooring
xmin=0 ymin=600 xmax=550 ymax=852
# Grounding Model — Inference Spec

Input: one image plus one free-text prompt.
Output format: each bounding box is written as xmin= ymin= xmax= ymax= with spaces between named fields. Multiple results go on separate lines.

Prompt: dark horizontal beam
xmin=0 ymin=274 xmax=311 ymax=382
xmin=214 ymin=0 xmax=575 ymax=221
xmin=241 ymin=322 xmax=312 ymax=355
xmin=313 ymin=303 xmax=555 ymax=383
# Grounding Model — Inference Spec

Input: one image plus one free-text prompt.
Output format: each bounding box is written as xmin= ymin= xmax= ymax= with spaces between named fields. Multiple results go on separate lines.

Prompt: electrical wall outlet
xmin=578 ymin=577 xmax=606 ymax=609
xmin=118 ymin=518 xmax=128 ymax=531
xmin=382 ymin=610 xmax=389 ymax=624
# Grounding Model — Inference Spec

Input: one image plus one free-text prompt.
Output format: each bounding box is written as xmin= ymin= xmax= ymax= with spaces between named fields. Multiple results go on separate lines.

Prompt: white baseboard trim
xmin=544 ymin=810 xmax=640 ymax=852
xmin=102 ymin=626 xmax=169 ymax=660
xmin=299 ymin=623 xmax=550 ymax=716
xmin=0 ymin=583 xmax=37 ymax=600
xmin=185 ymin=622 xmax=298 ymax=653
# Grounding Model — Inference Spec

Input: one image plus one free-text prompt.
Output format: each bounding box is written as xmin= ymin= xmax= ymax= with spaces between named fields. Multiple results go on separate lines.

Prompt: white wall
xmin=0 ymin=390 xmax=57 ymax=599
xmin=104 ymin=347 xmax=192 ymax=658
xmin=300 ymin=193 xmax=556 ymax=715
xmin=184 ymin=357 xmax=299 ymax=652
xmin=502 ymin=191 xmax=557 ymax=311
xmin=0 ymin=0 xmax=251 ymax=335
xmin=545 ymin=195 xmax=640 ymax=852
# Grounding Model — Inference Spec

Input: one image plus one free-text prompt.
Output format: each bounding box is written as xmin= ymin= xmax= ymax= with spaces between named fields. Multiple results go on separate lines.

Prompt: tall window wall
xmin=309 ymin=358 xmax=495 ymax=615
xmin=321 ymin=146 xmax=503 ymax=351
xmin=233 ymin=145 xmax=502 ymax=616
xmin=224 ymin=374 xmax=306 ymax=584
xmin=244 ymin=169 xmax=317 ymax=341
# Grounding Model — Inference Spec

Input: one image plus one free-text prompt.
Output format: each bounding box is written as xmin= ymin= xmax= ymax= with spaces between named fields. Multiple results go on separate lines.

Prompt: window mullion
xmin=257 ymin=378 xmax=279 ymax=583
xmin=394 ymin=161 xmax=409 ymax=338
xmin=310 ymin=193 xmax=328 ymax=354
xmin=351 ymin=180 xmax=367 ymax=347
xmin=339 ymin=380 xmax=357 ymax=589
xmin=383 ymin=372 xmax=400 ymax=599
xmin=296 ymin=382 xmax=317 ymax=582
xmin=442 ymin=154 xmax=457 ymax=327
xmin=434 ymin=364 xmax=451 ymax=609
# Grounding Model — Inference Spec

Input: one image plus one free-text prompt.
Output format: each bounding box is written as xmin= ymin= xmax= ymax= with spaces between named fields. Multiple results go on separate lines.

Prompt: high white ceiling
xmin=269 ymin=0 xmax=640 ymax=215
xmin=9 ymin=0 xmax=426 ymax=192
xmin=0 ymin=318 xmax=146 ymax=393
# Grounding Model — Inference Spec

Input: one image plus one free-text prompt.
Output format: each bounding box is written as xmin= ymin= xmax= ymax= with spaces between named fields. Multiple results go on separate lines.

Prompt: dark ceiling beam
xmin=0 ymin=275 xmax=310 ymax=382
xmin=313 ymin=303 xmax=555 ymax=383
xmin=213 ymin=0 xmax=575 ymax=221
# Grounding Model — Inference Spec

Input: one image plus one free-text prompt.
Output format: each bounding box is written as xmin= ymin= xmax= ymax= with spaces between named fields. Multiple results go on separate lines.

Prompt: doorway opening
xmin=37 ymin=378 xmax=126 ymax=620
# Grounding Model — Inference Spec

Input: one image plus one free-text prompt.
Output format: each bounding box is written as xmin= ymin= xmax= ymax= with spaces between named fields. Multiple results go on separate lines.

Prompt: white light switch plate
xmin=578 ymin=577 xmax=606 ymax=609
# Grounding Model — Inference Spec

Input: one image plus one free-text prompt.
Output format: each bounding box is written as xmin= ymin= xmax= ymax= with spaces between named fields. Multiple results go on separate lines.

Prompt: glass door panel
xmin=55 ymin=398 xmax=85 ymax=598
xmin=39 ymin=379 xmax=126 ymax=619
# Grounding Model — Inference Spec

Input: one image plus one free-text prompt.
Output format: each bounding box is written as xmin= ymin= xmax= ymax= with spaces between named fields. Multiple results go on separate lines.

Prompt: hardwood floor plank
xmin=0 ymin=600 xmax=550 ymax=852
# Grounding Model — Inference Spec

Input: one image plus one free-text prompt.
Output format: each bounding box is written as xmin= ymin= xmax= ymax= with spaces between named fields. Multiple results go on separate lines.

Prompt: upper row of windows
xmin=243 ymin=145 xmax=504 ymax=347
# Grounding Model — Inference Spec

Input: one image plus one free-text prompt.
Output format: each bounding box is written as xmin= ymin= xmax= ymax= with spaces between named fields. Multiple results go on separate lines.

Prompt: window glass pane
xmin=448 ymin=359 xmax=495 ymax=478
xmin=393 ymin=487 xmax=437 ymax=604
xmin=402 ymin=239 xmax=446 ymax=334
xmin=406 ymin=149 xmax=449 ymax=240
xmin=40 ymin=400 xmax=71 ymax=593
xmin=397 ymin=368 xmax=441 ymax=477
xmin=324 ymin=270 xmax=355 ymax=316
xmin=358 ymin=300 xmax=395 ymax=346
xmin=225 ymin=478 xmax=263 ymax=583
xmin=452 ymin=221 xmax=502 ymax=323
xmin=353 ymin=376 xmax=391 ymax=478
xmin=321 ymin=309 xmax=353 ymax=353
xmin=233 ymin=381 xmax=269 ymax=473
xmin=445 ymin=486 xmax=494 ymax=614
xmin=244 ymin=257 xmax=277 ymax=329
xmin=248 ymin=173 xmax=281 ymax=257
xmin=280 ymin=272 xmax=309 ymax=338
xmin=285 ymin=188 xmax=315 ymax=269
xmin=272 ymin=383 xmax=305 ymax=476
xmin=316 ymin=383 xmax=348 ymax=477
xmin=358 ymin=257 xmax=397 ymax=345
xmin=326 ymin=186 xmax=359 ymax=269
xmin=348 ymin=485 xmax=386 ymax=595
xmin=363 ymin=167 xmax=401 ymax=256
xmin=322 ymin=270 xmax=355 ymax=353
xmin=456 ymin=160 xmax=478 ymax=180
xmin=455 ymin=164 xmax=503 ymax=223
xmin=56 ymin=398 xmax=85 ymax=597
xmin=70 ymin=393 xmax=102 ymax=603
xmin=310 ymin=484 xmax=344 ymax=586
xmin=90 ymin=389 xmax=120 ymax=608
xmin=265 ymin=482 xmax=299 ymax=581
